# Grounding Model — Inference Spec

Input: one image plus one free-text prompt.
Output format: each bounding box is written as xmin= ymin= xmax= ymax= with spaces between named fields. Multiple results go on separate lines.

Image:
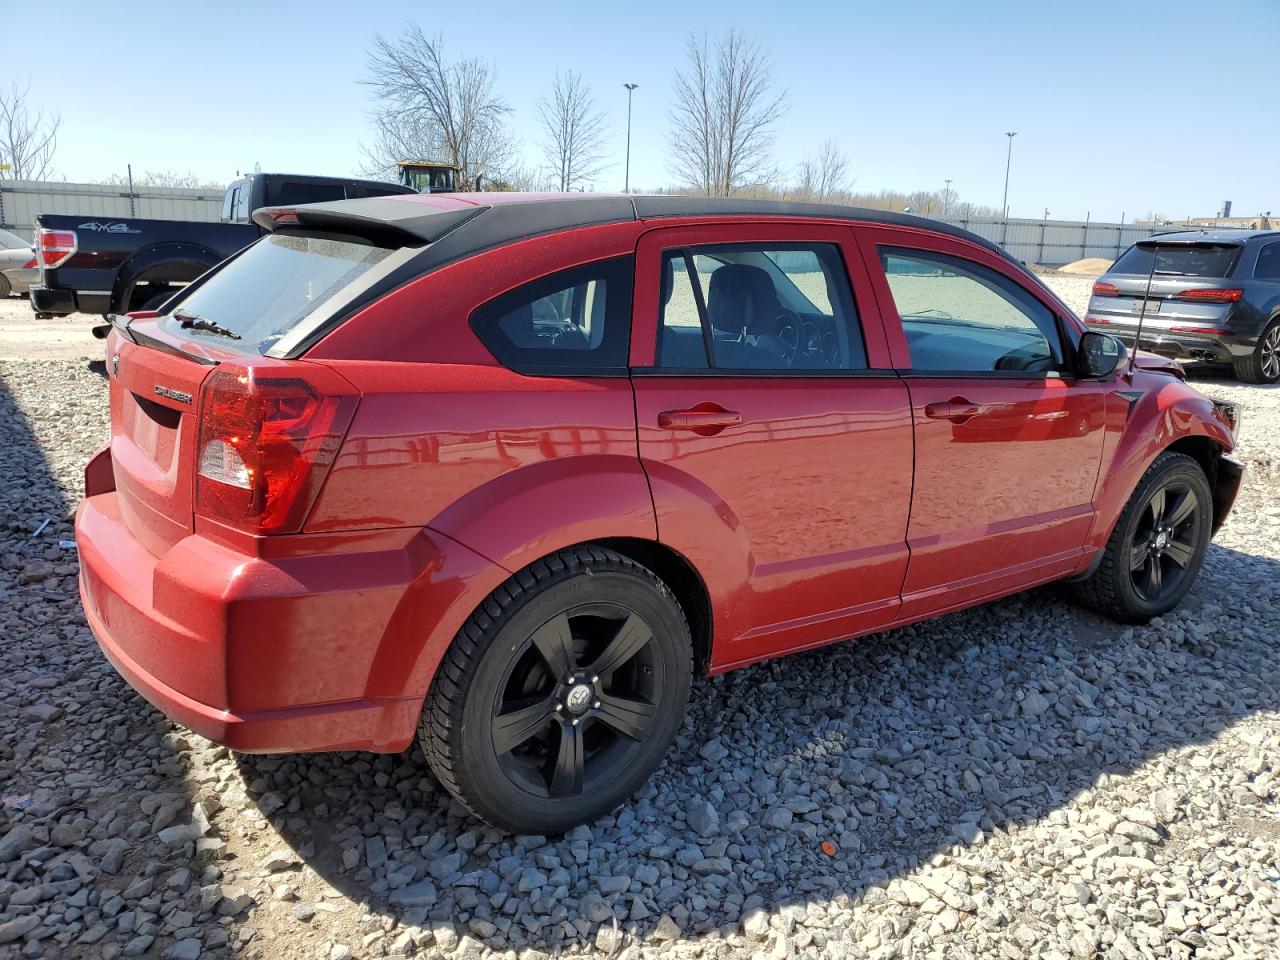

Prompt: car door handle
xmin=657 ymin=408 xmax=742 ymax=432
xmin=923 ymin=398 xmax=987 ymax=423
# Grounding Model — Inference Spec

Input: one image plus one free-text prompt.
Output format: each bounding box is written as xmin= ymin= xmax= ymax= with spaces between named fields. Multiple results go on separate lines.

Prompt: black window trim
xmin=877 ymin=244 xmax=1075 ymax=379
xmin=653 ymin=240 xmax=872 ymax=376
xmin=468 ymin=254 xmax=634 ymax=378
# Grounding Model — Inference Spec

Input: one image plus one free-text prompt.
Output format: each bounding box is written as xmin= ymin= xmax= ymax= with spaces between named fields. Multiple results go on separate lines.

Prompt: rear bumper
xmin=30 ymin=285 xmax=109 ymax=316
xmin=85 ymin=590 xmax=419 ymax=752
xmin=75 ymin=481 xmax=501 ymax=754
xmin=1083 ymin=323 xmax=1252 ymax=363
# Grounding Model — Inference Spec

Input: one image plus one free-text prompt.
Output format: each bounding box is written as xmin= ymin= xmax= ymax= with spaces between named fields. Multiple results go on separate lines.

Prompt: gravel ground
xmin=1 ymin=283 xmax=1278 ymax=960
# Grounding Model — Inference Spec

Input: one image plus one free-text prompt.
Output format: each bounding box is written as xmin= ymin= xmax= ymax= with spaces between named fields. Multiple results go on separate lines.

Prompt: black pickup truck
xmin=30 ymin=172 xmax=415 ymax=316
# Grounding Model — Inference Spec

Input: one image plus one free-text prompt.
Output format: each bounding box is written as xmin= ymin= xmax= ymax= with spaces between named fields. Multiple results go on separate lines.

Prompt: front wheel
xmin=1233 ymin=319 xmax=1280 ymax=383
xmin=1073 ymin=451 xmax=1212 ymax=623
xmin=420 ymin=546 xmax=692 ymax=834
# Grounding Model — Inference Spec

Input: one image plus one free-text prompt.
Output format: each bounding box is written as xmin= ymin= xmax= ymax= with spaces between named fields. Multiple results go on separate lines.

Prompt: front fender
xmin=1087 ymin=375 xmax=1234 ymax=554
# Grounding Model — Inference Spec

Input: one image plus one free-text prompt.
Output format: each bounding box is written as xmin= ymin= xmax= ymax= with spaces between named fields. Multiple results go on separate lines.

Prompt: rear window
xmin=159 ymin=231 xmax=394 ymax=354
xmin=264 ymin=180 xmax=348 ymax=206
xmin=1111 ymin=242 xmax=1240 ymax=278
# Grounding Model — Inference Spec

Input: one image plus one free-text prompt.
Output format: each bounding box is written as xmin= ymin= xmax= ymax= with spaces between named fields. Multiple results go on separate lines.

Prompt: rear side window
xmin=1254 ymin=241 xmax=1280 ymax=280
xmin=470 ymin=257 xmax=633 ymax=375
xmin=1111 ymin=242 xmax=1240 ymax=278
xmin=656 ymin=242 xmax=866 ymax=371
xmin=159 ymin=231 xmax=395 ymax=354
xmin=880 ymin=248 xmax=1063 ymax=374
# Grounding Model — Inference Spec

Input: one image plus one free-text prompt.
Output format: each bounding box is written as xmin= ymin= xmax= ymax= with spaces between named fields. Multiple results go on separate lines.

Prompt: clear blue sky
xmin=5 ymin=0 xmax=1277 ymax=221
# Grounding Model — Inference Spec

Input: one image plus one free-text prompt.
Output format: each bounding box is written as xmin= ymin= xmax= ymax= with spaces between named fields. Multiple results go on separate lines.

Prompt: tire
xmin=1073 ymin=451 xmax=1212 ymax=623
xmin=140 ymin=287 xmax=175 ymax=312
xmin=1233 ymin=319 xmax=1280 ymax=383
xmin=420 ymin=545 xmax=693 ymax=834
xmin=0 ymin=274 xmax=11 ymax=298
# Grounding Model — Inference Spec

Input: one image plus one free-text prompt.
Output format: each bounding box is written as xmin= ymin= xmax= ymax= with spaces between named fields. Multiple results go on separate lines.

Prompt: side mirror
xmin=1077 ymin=331 xmax=1125 ymax=378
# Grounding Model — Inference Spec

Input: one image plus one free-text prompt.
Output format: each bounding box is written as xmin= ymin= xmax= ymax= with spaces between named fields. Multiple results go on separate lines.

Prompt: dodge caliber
xmin=76 ymin=194 xmax=1244 ymax=833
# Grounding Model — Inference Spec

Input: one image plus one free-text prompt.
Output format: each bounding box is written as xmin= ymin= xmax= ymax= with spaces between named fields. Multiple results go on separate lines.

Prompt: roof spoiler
xmin=253 ymin=200 xmax=486 ymax=246
xmin=1136 ymin=236 xmax=1242 ymax=248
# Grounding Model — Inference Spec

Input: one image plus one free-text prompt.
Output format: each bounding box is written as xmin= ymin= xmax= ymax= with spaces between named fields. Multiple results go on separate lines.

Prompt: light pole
xmin=623 ymin=83 xmax=639 ymax=193
xmin=943 ymin=178 xmax=953 ymax=217
xmin=1001 ymin=132 xmax=1017 ymax=218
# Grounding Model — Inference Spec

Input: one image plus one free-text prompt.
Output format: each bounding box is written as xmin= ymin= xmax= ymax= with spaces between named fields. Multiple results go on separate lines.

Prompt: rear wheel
xmin=420 ymin=545 xmax=692 ymax=834
xmin=0 ymin=274 xmax=11 ymax=298
xmin=1073 ymin=452 xmax=1212 ymax=623
xmin=140 ymin=287 xmax=176 ymax=312
xmin=1233 ymin=319 xmax=1280 ymax=383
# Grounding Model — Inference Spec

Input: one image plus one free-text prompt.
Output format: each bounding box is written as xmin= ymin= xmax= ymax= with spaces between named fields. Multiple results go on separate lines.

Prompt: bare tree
xmin=537 ymin=71 xmax=610 ymax=192
xmin=363 ymin=27 xmax=512 ymax=189
xmin=103 ymin=170 xmax=225 ymax=191
xmin=668 ymin=30 xmax=785 ymax=196
xmin=795 ymin=140 xmax=850 ymax=202
xmin=0 ymin=81 xmax=60 ymax=181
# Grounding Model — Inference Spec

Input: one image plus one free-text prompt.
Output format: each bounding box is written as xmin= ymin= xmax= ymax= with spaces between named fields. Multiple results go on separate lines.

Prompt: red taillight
xmin=195 ymin=368 xmax=356 ymax=534
xmin=37 ymin=228 xmax=77 ymax=268
xmin=1172 ymin=288 xmax=1243 ymax=304
xmin=265 ymin=208 xmax=300 ymax=225
xmin=1085 ymin=316 xmax=1112 ymax=325
xmin=1092 ymin=281 xmax=1120 ymax=297
xmin=21 ymin=257 xmax=36 ymax=270
xmin=1170 ymin=325 xmax=1228 ymax=335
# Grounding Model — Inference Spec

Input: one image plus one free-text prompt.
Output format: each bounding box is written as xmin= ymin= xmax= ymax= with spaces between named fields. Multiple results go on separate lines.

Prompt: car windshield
xmin=1111 ymin=243 xmax=1240 ymax=278
xmin=158 ymin=231 xmax=396 ymax=354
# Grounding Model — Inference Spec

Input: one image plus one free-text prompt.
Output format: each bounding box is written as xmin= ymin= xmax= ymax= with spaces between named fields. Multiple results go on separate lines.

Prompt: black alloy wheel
xmin=1127 ymin=479 xmax=1201 ymax=603
xmin=420 ymin=546 xmax=692 ymax=834
xmin=491 ymin=603 xmax=664 ymax=800
xmin=1073 ymin=451 xmax=1213 ymax=623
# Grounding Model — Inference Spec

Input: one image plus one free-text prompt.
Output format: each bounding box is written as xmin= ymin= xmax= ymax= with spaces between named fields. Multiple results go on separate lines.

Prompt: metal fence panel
xmin=937 ymin=216 xmax=1189 ymax=266
xmin=0 ymin=179 xmax=223 ymax=242
xmin=0 ymin=180 xmax=1205 ymax=267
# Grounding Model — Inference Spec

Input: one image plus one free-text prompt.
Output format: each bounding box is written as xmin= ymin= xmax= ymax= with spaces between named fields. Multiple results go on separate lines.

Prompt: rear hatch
xmin=105 ymin=225 xmax=409 ymax=556
xmin=1086 ymin=241 xmax=1243 ymax=331
xmin=107 ymin=322 xmax=227 ymax=556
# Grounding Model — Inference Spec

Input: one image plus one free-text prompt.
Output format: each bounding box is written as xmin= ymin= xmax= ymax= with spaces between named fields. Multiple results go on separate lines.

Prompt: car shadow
xmin=233 ymin=529 xmax=1280 ymax=955
xmin=0 ymin=362 xmax=224 ymax=958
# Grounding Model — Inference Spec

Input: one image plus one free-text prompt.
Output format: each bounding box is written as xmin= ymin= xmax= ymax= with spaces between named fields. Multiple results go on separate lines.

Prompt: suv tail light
xmin=195 ymin=367 xmax=357 ymax=534
xmin=1172 ymin=288 xmax=1243 ymax=304
xmin=1091 ymin=280 xmax=1119 ymax=297
xmin=37 ymin=228 xmax=77 ymax=268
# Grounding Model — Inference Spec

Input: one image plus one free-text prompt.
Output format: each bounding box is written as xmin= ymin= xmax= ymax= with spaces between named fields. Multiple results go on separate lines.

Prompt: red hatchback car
xmin=76 ymin=193 xmax=1244 ymax=833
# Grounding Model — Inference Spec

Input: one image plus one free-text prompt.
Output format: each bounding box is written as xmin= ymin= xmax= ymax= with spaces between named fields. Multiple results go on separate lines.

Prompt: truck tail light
xmin=1091 ymin=281 xmax=1120 ymax=297
xmin=195 ymin=368 xmax=357 ymax=534
xmin=37 ymin=229 xmax=77 ymax=268
xmin=1172 ymin=288 xmax=1243 ymax=304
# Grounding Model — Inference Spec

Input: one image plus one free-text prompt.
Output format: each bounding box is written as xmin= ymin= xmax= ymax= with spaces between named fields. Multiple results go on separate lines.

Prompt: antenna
xmin=1127 ymin=240 xmax=1161 ymax=378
